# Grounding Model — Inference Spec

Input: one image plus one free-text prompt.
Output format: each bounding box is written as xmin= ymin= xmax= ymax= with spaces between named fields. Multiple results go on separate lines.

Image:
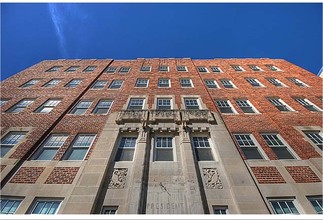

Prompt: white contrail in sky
xmin=48 ymin=3 xmax=68 ymax=57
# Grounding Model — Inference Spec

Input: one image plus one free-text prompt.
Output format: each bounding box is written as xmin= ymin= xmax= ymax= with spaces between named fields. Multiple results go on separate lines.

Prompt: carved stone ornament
xmin=108 ymin=168 xmax=128 ymax=189
xmin=202 ymin=168 xmax=223 ymax=189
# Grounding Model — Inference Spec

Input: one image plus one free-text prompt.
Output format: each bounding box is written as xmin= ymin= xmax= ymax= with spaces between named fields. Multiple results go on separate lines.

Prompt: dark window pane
xmin=271 ymin=147 xmax=295 ymax=159
xmin=242 ymin=148 xmax=263 ymax=159
xmin=115 ymin=149 xmax=134 ymax=161
xmin=195 ymin=148 xmax=213 ymax=161
xmin=155 ymin=149 xmax=173 ymax=161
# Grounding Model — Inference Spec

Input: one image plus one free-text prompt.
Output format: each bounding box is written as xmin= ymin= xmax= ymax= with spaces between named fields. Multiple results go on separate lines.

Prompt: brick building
xmin=0 ymin=58 xmax=322 ymax=215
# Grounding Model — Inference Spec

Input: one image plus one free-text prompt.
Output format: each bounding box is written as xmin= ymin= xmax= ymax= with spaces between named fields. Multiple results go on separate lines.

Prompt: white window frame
xmin=197 ymin=66 xmax=209 ymax=73
xmin=92 ymin=100 xmax=113 ymax=115
xmin=235 ymin=99 xmax=259 ymax=114
xmin=105 ymin=66 xmax=117 ymax=73
xmin=177 ymin=66 xmax=188 ymax=72
xmin=6 ymin=99 xmax=35 ymax=113
xmin=302 ymin=130 xmax=323 ymax=150
xmin=156 ymin=98 xmax=172 ymax=110
xmin=46 ymin=66 xmax=62 ymax=72
xmin=1 ymin=131 xmax=27 ymax=157
xmin=140 ymin=66 xmax=151 ymax=72
xmin=249 ymin=65 xmax=263 ymax=71
xmin=266 ymin=65 xmax=282 ymax=71
xmin=307 ymin=196 xmax=323 ymax=214
xmin=159 ymin=65 xmax=169 ymax=72
xmin=233 ymin=134 xmax=268 ymax=160
xmin=32 ymin=134 xmax=68 ymax=160
xmin=288 ymin=78 xmax=309 ymax=87
xmin=29 ymin=198 xmax=63 ymax=214
xmin=210 ymin=66 xmax=222 ymax=73
xmin=65 ymin=79 xmax=82 ymax=88
xmin=0 ymin=197 xmax=23 ymax=214
xmin=127 ymin=98 xmax=145 ymax=110
xmin=135 ymin=78 xmax=149 ymax=88
xmin=69 ymin=100 xmax=93 ymax=115
xmin=268 ymin=98 xmax=295 ymax=112
xmin=266 ymin=78 xmax=287 ymax=87
xmin=115 ymin=135 xmax=137 ymax=162
xmin=20 ymin=79 xmax=40 ymax=88
xmin=158 ymin=78 xmax=171 ymax=88
xmin=65 ymin=66 xmax=79 ymax=72
xmin=204 ymin=79 xmax=219 ymax=89
xmin=268 ymin=198 xmax=301 ymax=214
xmin=153 ymin=135 xmax=175 ymax=162
xmin=63 ymin=134 xmax=96 ymax=161
xmin=34 ymin=99 xmax=61 ymax=113
xmin=43 ymin=79 xmax=62 ymax=88
xmin=261 ymin=133 xmax=299 ymax=159
xmin=231 ymin=65 xmax=245 ymax=72
xmin=246 ymin=78 xmax=265 ymax=88
xmin=91 ymin=80 xmax=108 ymax=89
xmin=215 ymin=100 xmax=238 ymax=114
xmin=119 ymin=67 xmax=130 ymax=73
xmin=191 ymin=135 xmax=215 ymax=161
xmin=180 ymin=78 xmax=193 ymax=88
xmin=220 ymin=79 xmax=236 ymax=88
xmin=109 ymin=80 xmax=123 ymax=89
xmin=184 ymin=98 xmax=201 ymax=110
xmin=294 ymin=98 xmax=322 ymax=112
xmin=83 ymin=66 xmax=97 ymax=72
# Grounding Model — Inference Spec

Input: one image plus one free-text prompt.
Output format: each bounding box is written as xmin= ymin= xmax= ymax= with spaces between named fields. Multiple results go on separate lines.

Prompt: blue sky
xmin=1 ymin=3 xmax=322 ymax=80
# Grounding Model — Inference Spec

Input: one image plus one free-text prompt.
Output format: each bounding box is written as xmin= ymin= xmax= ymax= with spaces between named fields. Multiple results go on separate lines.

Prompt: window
xmin=65 ymin=79 xmax=82 ymax=88
xmin=269 ymin=199 xmax=299 ymax=214
xmin=63 ymin=134 xmax=95 ymax=160
xmin=20 ymin=79 xmax=40 ymax=88
xmin=268 ymin=98 xmax=293 ymax=112
xmin=159 ymin=65 xmax=169 ymax=72
xmin=140 ymin=66 xmax=151 ymax=72
xmin=109 ymin=80 xmax=123 ymax=89
xmin=294 ymin=98 xmax=321 ymax=112
xmin=0 ymin=198 xmax=22 ymax=214
xmin=184 ymin=98 xmax=200 ymax=110
xmin=35 ymin=99 xmax=61 ymax=113
xmin=158 ymin=78 xmax=170 ymax=88
xmin=262 ymin=134 xmax=295 ymax=159
xmin=101 ymin=206 xmax=118 ymax=214
xmin=210 ymin=66 xmax=222 ymax=73
xmin=288 ymin=78 xmax=309 ymax=87
xmin=43 ymin=79 xmax=61 ymax=88
xmin=83 ymin=66 xmax=96 ymax=72
xmin=249 ymin=65 xmax=262 ymax=71
xmin=266 ymin=78 xmax=286 ymax=87
xmin=266 ymin=65 xmax=281 ymax=71
xmin=119 ymin=67 xmax=130 ymax=73
xmin=0 ymin=99 xmax=9 ymax=106
xmin=215 ymin=100 xmax=236 ymax=114
xmin=46 ymin=66 xmax=62 ymax=72
xmin=231 ymin=65 xmax=244 ymax=71
xmin=197 ymin=66 xmax=208 ymax=73
xmin=157 ymin=98 xmax=172 ymax=110
xmin=135 ymin=78 xmax=149 ymax=88
xmin=220 ymin=79 xmax=236 ymax=88
xmin=91 ymin=80 xmax=108 ymax=89
xmin=180 ymin=78 xmax=193 ymax=87
xmin=33 ymin=134 xmax=68 ymax=160
xmin=154 ymin=137 xmax=173 ymax=161
xmin=105 ymin=66 xmax=116 ymax=73
xmin=192 ymin=137 xmax=213 ymax=161
xmin=204 ymin=79 xmax=219 ymax=88
xmin=93 ymin=100 xmax=113 ymax=114
xmin=303 ymin=131 xmax=322 ymax=150
xmin=177 ymin=66 xmax=187 ymax=72
xmin=236 ymin=100 xmax=258 ymax=113
xmin=246 ymin=78 xmax=264 ymax=87
xmin=213 ymin=206 xmax=228 ymax=214
xmin=127 ymin=98 xmax=144 ymax=110
xmin=30 ymin=199 xmax=62 ymax=214
xmin=115 ymin=137 xmax=137 ymax=161
xmin=234 ymin=134 xmax=264 ymax=159
xmin=65 ymin=66 xmax=79 ymax=72
xmin=1 ymin=132 xmax=27 ymax=157
xmin=6 ymin=99 xmax=34 ymax=113
xmin=307 ymin=196 xmax=323 ymax=214
xmin=70 ymin=100 xmax=92 ymax=115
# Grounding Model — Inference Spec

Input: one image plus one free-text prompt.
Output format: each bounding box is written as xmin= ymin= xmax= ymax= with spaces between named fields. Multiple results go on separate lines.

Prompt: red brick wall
xmin=9 ymin=167 xmax=45 ymax=184
xmin=285 ymin=166 xmax=321 ymax=183
xmin=251 ymin=166 xmax=286 ymax=184
xmin=45 ymin=167 xmax=80 ymax=184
